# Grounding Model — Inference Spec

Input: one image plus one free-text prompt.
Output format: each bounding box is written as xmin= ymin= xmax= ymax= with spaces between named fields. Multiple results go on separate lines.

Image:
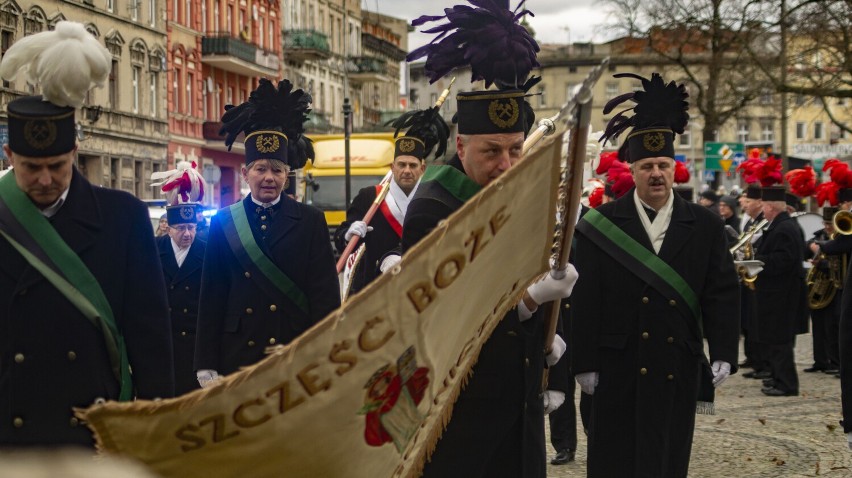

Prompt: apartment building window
xmin=268 ymin=18 xmax=274 ymax=49
xmin=759 ymin=88 xmax=773 ymax=105
xmin=737 ymin=119 xmax=750 ymax=143
xmin=150 ymin=72 xmax=158 ymax=117
xmin=215 ymin=83 xmax=221 ymax=117
xmin=109 ymin=60 xmax=118 ymax=109
xmin=108 ymin=0 xmax=115 ymax=13
xmin=173 ymin=68 xmax=182 ymax=114
xmin=678 ymin=129 xmax=690 ymax=148
xmin=240 ymin=88 xmax=246 ymax=103
xmin=839 ymin=97 xmax=847 ymax=106
xmin=23 ymin=9 xmax=45 ymax=35
xmin=201 ymin=1 xmax=206 ymax=31
xmin=213 ymin=3 xmax=219 ymax=32
xmin=227 ymin=86 xmax=233 ymax=106
xmin=760 ymin=119 xmax=774 ymax=142
xmin=320 ymin=81 xmax=326 ymax=111
xmin=1 ymin=30 xmax=14 ymax=88
xmin=795 ymin=94 xmax=805 ymax=106
xmin=186 ymin=72 xmax=194 ymax=115
xmin=149 ymin=0 xmax=156 ymax=27
xmin=171 ymin=0 xmax=176 ymax=21
xmin=539 ymin=86 xmax=546 ymax=108
xmin=605 ymin=82 xmax=619 ymax=100
xmin=796 ymin=122 xmax=806 ymax=140
xmin=185 ymin=0 xmax=192 ymax=27
xmin=258 ymin=16 xmax=264 ymax=48
xmin=131 ymin=0 xmax=139 ymax=21
xmin=814 ymin=122 xmax=824 ymax=140
xmin=132 ymin=66 xmax=140 ymax=113
xmin=227 ymin=5 xmax=233 ymax=33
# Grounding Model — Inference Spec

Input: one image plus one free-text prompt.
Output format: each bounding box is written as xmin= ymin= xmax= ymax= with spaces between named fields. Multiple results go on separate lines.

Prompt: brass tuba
xmin=730 ymin=218 xmax=768 ymax=290
xmin=809 ymin=210 xmax=852 ymax=308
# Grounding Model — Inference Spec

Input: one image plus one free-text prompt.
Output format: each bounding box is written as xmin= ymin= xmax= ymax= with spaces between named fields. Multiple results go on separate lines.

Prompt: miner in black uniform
xmin=738 ymin=184 xmax=768 ymax=376
xmin=194 ymin=79 xmax=340 ymax=387
xmin=0 ymin=22 xmax=173 ymax=447
xmin=752 ymin=183 xmax=806 ymax=397
xmin=334 ymin=104 xmax=449 ymax=295
xmin=152 ymin=163 xmax=208 ymax=395
xmin=403 ymin=2 xmax=577 ymax=476
xmin=804 ymin=206 xmax=843 ymax=374
xmin=572 ymin=72 xmax=740 ymax=478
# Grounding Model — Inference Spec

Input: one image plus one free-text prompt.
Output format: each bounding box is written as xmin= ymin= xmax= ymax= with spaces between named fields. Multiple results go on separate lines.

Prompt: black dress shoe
xmin=824 ymin=368 xmax=840 ymax=375
xmin=762 ymin=378 xmax=775 ymax=387
xmin=551 ymin=449 xmax=575 ymax=465
xmin=739 ymin=360 xmax=755 ymax=369
xmin=744 ymin=370 xmax=772 ymax=379
xmin=761 ymin=386 xmax=798 ymax=397
xmin=804 ymin=365 xmax=827 ymax=373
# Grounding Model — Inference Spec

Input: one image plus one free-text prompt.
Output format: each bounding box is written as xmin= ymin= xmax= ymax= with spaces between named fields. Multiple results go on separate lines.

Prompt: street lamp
xmin=343 ymin=97 xmax=352 ymax=209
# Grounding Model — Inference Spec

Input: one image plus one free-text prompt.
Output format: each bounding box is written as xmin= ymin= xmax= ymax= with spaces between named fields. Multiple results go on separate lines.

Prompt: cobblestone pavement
xmin=546 ymin=335 xmax=852 ymax=477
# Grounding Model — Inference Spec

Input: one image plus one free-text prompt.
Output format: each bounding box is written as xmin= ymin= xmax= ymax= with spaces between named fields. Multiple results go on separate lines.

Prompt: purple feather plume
xmin=407 ymin=0 xmax=539 ymax=88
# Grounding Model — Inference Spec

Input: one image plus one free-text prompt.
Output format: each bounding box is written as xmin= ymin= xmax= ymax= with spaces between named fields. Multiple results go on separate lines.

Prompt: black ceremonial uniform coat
xmin=0 ymin=168 xmax=174 ymax=447
xmin=157 ymin=235 xmax=206 ymax=395
xmin=752 ymin=212 xmax=808 ymax=344
xmin=334 ymin=184 xmax=403 ymax=295
xmin=572 ymin=189 xmax=740 ymax=478
xmin=823 ymin=234 xmax=852 ymax=433
xmin=402 ymin=156 xmax=547 ymax=478
xmin=194 ymin=195 xmax=340 ymax=376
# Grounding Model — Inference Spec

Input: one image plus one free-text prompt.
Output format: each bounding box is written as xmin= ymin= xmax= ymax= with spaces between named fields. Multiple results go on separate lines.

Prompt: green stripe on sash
xmin=421 ymin=165 xmax=481 ymax=203
xmin=227 ymin=202 xmax=309 ymax=313
xmin=0 ymin=173 xmax=132 ymax=401
xmin=583 ymin=208 xmax=702 ymax=325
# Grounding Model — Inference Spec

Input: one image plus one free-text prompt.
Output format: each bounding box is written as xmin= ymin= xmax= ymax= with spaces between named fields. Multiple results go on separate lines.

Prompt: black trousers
xmin=548 ymin=386 xmax=592 ymax=452
xmin=765 ymin=341 xmax=799 ymax=393
xmin=811 ymin=295 xmax=841 ymax=368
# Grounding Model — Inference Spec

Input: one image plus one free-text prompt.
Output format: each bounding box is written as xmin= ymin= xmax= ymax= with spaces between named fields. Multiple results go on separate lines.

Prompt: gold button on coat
xmin=185 ymin=286 xmax=190 ymax=291
xmin=261 ymin=215 xmax=267 ymax=221
xmin=14 ymin=353 xmax=24 ymax=363
xmin=13 ymin=417 xmax=23 ymax=428
xmin=246 ymin=308 xmax=253 ymax=315
xmin=67 ymin=351 xmax=77 ymax=361
xmin=180 ymin=331 xmax=187 ymax=336
xmin=269 ymin=338 xmax=276 ymax=345
xmin=524 ymin=358 xmax=530 ymax=367
xmin=667 ymin=374 xmax=674 ymax=380
xmin=667 ymin=337 xmax=674 ymax=343
xmin=261 ymin=225 xmax=267 ymax=231
xmin=245 ymin=271 xmax=251 ymax=278
xmin=269 ymin=304 xmax=277 ymax=312
xmin=641 ymin=297 xmax=649 ymax=304
xmin=641 ymin=332 xmax=649 ymax=339
xmin=70 ymin=417 xmax=79 ymax=427
xmin=669 ymin=299 xmax=676 ymax=306
xmin=183 ymin=308 xmax=188 ymax=314
xmin=640 ymin=368 xmax=647 ymax=375
xmin=248 ymin=340 xmax=256 ymax=347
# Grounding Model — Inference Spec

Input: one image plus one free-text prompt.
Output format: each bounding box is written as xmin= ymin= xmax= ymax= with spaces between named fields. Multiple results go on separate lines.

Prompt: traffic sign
xmin=704 ymin=142 xmax=745 ymax=172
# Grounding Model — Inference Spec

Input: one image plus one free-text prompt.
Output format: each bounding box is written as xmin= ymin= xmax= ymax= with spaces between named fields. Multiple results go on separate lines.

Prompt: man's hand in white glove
xmin=576 ymin=371 xmax=599 ymax=395
xmin=546 ymin=335 xmax=567 ymax=367
xmin=543 ymin=390 xmax=566 ymax=414
xmin=197 ymin=369 xmax=220 ymax=389
xmin=380 ymin=254 xmax=401 ymax=273
xmin=711 ymin=360 xmax=731 ymax=387
xmin=526 ymin=264 xmax=579 ymax=306
xmin=344 ymin=220 xmax=373 ymax=241
xmin=846 ymin=431 xmax=852 ymax=451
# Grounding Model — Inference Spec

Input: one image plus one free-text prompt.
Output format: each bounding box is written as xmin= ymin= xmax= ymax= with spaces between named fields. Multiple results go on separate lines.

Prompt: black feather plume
xmin=218 ymin=78 xmax=314 ymax=169
xmin=386 ymin=107 xmax=451 ymax=160
xmin=406 ymin=0 xmax=539 ymax=88
xmin=599 ymin=73 xmax=689 ymax=148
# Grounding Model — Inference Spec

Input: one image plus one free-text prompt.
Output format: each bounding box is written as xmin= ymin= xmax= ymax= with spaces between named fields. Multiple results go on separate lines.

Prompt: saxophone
xmin=730 ymin=219 xmax=768 ymax=290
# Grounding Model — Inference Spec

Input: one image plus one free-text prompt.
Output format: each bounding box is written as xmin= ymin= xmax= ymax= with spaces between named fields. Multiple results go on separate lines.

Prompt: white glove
xmin=526 ymin=264 xmax=579 ymax=305
xmin=344 ymin=221 xmax=372 ymax=241
xmin=517 ymin=298 xmax=534 ymax=321
xmin=197 ymin=369 xmax=220 ymax=388
xmin=380 ymin=254 xmax=402 ymax=273
xmin=543 ymin=390 xmax=566 ymax=414
xmin=576 ymin=371 xmax=599 ymax=395
xmin=546 ymin=335 xmax=567 ymax=367
xmin=711 ymin=360 xmax=731 ymax=387
xmin=847 ymin=431 xmax=852 ymax=451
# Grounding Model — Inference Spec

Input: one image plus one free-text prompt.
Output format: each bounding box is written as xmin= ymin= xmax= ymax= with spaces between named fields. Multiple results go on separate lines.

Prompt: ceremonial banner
xmin=79 ymin=133 xmax=563 ymax=478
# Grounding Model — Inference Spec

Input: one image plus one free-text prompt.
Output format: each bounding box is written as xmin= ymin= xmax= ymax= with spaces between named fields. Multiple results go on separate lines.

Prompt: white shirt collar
xmin=40 ymin=187 xmax=70 ymax=218
xmin=170 ymin=237 xmax=191 ymax=267
xmin=250 ymin=194 xmax=281 ymax=208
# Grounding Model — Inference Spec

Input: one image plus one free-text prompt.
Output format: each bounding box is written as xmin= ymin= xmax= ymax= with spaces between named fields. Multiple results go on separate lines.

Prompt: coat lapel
xmin=657 ymin=194 xmax=696 ymax=263
xmin=157 ymin=235 xmax=179 ymax=282
xmin=266 ymin=195 xmax=301 ymax=249
xmin=173 ymin=239 xmax=204 ymax=283
xmin=611 ymin=189 xmax=655 ymax=252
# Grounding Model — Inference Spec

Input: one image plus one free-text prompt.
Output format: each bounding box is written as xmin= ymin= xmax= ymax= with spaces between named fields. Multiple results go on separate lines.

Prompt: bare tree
xmin=603 ymin=0 xmax=778 ymax=143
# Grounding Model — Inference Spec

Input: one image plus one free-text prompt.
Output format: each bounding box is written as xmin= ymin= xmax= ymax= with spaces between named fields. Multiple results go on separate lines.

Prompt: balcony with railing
xmin=283 ymin=29 xmax=331 ymax=62
xmin=201 ymin=33 xmax=279 ymax=77
xmin=346 ymin=56 xmax=388 ymax=83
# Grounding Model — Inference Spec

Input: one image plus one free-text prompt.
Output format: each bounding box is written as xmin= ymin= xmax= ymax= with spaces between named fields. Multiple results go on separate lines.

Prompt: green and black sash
xmin=578 ymin=208 xmax=717 ymax=414
xmin=421 ymin=165 xmax=481 ymax=203
xmin=219 ymin=202 xmax=309 ymax=314
xmin=0 ymin=173 xmax=133 ymax=401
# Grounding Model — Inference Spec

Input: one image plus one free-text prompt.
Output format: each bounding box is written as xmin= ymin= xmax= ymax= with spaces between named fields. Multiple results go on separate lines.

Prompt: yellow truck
xmin=299 ymin=132 xmax=395 ymax=234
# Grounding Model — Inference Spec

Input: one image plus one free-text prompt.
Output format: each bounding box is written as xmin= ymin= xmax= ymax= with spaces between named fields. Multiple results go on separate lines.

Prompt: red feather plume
xmin=823 ymin=158 xmax=852 ymax=188
xmin=785 ymin=166 xmax=816 ymax=198
xmin=737 ymin=157 xmax=782 ymax=187
xmin=588 ymin=186 xmax=604 ymax=208
xmin=815 ymin=181 xmax=841 ymax=206
xmin=674 ymin=161 xmax=690 ymax=184
xmin=596 ymin=151 xmax=619 ymax=175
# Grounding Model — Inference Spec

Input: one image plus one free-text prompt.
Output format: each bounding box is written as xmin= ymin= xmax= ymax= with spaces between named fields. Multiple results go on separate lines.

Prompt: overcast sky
xmin=365 ymin=0 xmax=618 ymax=50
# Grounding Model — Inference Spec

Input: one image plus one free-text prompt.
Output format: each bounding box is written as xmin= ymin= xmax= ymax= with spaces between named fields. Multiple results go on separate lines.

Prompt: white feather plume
xmin=0 ymin=21 xmax=111 ymax=108
xmin=150 ymin=161 xmax=205 ymax=205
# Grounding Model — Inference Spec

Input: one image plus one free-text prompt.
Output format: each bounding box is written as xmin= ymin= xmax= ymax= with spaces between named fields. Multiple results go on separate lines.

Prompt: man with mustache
xmin=0 ymin=22 xmax=173 ymax=447
xmin=572 ymin=72 xmax=740 ymax=477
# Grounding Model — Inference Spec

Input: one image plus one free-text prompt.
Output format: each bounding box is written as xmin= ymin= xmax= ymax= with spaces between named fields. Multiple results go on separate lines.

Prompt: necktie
xmin=644 ymin=207 xmax=657 ymax=223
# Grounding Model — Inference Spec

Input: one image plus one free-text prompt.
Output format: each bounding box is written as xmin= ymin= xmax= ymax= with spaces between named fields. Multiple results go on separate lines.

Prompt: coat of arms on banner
xmin=359 ymin=346 xmax=429 ymax=454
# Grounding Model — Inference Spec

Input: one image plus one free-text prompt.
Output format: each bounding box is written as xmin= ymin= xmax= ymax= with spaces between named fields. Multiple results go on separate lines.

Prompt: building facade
xmin=0 ymin=0 xmax=169 ymax=199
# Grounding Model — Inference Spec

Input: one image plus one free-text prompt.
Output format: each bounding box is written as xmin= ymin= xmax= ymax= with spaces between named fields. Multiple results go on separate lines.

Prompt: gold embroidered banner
xmin=79 ymin=133 xmax=563 ymax=478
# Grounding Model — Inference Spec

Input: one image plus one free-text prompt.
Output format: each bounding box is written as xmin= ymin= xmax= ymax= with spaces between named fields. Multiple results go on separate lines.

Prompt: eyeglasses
xmin=171 ymin=224 xmax=197 ymax=232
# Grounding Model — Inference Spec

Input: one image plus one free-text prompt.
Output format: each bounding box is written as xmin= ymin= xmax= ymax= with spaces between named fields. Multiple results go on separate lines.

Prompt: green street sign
xmin=704 ymin=142 xmax=745 ymax=171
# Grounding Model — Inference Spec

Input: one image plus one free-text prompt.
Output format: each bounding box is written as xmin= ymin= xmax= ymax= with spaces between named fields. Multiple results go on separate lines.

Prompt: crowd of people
xmin=2 ymin=5 xmax=851 ymax=478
